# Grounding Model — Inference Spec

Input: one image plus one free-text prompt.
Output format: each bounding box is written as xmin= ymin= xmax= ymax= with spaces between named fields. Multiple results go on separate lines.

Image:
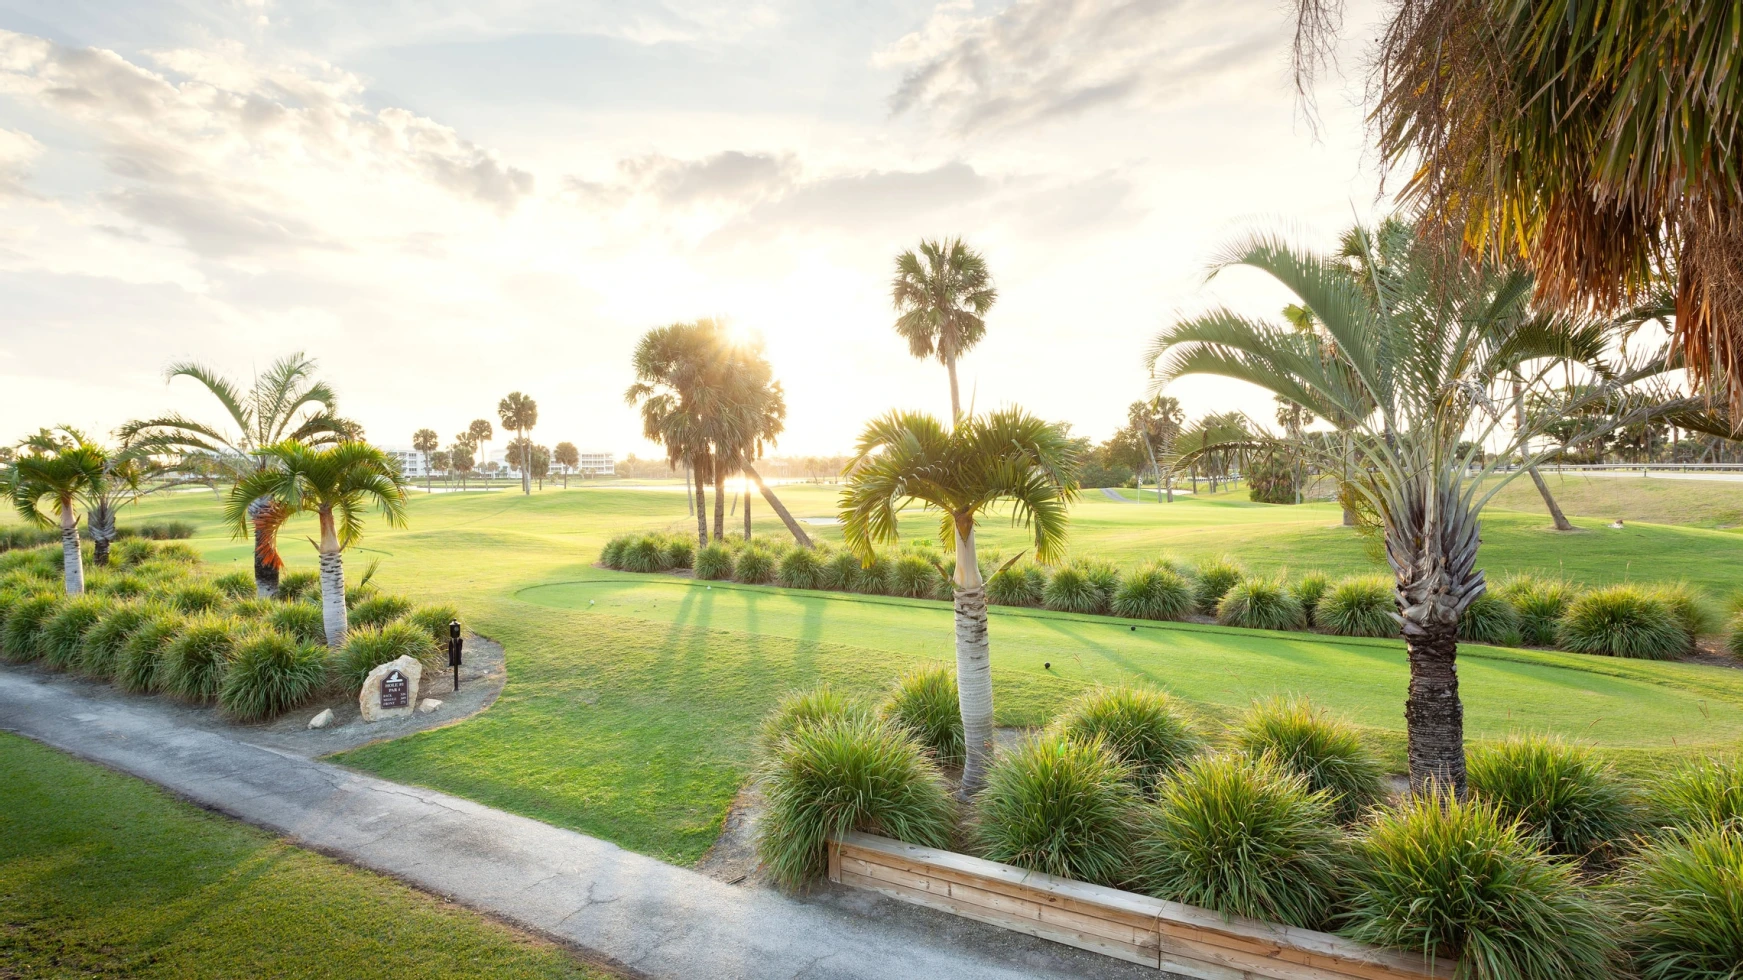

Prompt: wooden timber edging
xmin=827 ymin=832 xmax=1455 ymax=980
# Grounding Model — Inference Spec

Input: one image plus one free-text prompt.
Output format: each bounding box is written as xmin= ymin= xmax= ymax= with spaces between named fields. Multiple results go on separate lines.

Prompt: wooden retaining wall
xmin=827 ymin=832 xmax=1452 ymax=980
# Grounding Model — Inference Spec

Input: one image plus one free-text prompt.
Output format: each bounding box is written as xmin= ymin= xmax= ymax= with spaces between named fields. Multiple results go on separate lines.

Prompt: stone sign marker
xmin=360 ymin=655 xmax=423 ymax=723
xmin=381 ymin=669 xmax=409 ymax=709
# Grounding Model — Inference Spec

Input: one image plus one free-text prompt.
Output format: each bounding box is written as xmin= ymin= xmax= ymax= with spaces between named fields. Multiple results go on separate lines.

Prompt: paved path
xmin=0 ymin=669 xmax=1157 ymax=980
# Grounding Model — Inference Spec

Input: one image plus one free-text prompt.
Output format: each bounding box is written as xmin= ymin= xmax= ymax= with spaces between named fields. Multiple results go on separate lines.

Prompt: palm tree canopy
xmin=10 ymin=438 xmax=108 ymax=527
xmin=890 ymin=238 xmax=997 ymax=366
xmin=625 ymin=318 xmax=784 ymax=471
xmin=224 ymin=441 xmax=408 ymax=548
xmin=498 ymin=393 xmax=537 ymax=433
xmin=839 ymin=408 xmax=1079 ymax=562
xmin=412 ymin=429 xmax=439 ymax=454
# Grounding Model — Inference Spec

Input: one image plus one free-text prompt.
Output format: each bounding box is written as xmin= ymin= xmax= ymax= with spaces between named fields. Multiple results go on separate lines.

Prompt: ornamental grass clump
xmin=111 ymin=538 xmax=156 ymax=567
xmin=757 ymin=715 xmax=956 ymax=890
xmin=212 ymin=570 xmax=254 ymax=599
xmin=1648 ymin=759 xmax=1743 ymax=834
xmin=621 ymin=535 xmax=666 ymax=574
xmin=161 ymin=615 xmax=245 ymax=701
xmin=1343 ymin=793 xmax=1619 ymax=980
xmin=350 ymin=594 xmax=413 ymax=630
xmin=1043 ymin=564 xmax=1105 ymax=614
xmin=889 ymin=553 xmax=941 ymax=599
xmin=1495 ymin=575 xmax=1579 ymax=647
xmin=1080 ymin=561 xmax=1121 ymax=608
xmin=1110 ymin=564 xmax=1194 ymax=621
xmin=599 ymin=535 xmax=632 ymax=569
xmin=973 ymin=735 xmax=1139 ymax=886
xmin=1051 ymin=686 xmax=1204 ymax=793
xmin=337 ymin=622 xmax=437 ymax=692
xmin=269 ymin=602 xmax=328 ymax=646
xmin=1233 ymin=697 xmax=1386 ymax=822
xmin=117 ymin=608 xmax=183 ymax=693
xmin=818 ymin=550 xmax=859 ymax=591
xmin=93 ymin=573 xmax=145 ymax=599
xmin=1618 ymin=826 xmax=1743 ymax=980
xmin=852 ymin=555 xmax=892 ymax=596
xmin=663 ymin=536 xmax=694 ymax=570
xmin=1192 ymin=556 xmax=1244 ymax=614
xmin=777 ymin=547 xmax=824 ymax=590
xmin=1316 ymin=576 xmax=1397 ymax=637
xmin=1 ymin=594 xmax=61 ymax=663
xmin=757 ymin=684 xmax=871 ymax=757
xmin=733 ymin=546 xmax=776 ymax=584
xmin=1558 ymin=585 xmax=1687 ymax=659
xmin=1135 ymin=754 xmax=1344 ymax=930
xmin=40 ymin=595 xmax=113 ymax=670
xmin=1728 ymin=613 xmax=1743 ymax=660
xmin=1459 ymin=592 xmax=1523 ymax=646
xmin=1467 ymin=736 xmax=1636 ymax=858
xmin=220 ymin=631 xmax=330 ymax=722
xmin=693 ymin=543 xmax=733 ymax=581
xmin=1649 ymin=582 xmax=1716 ymax=648
xmin=1291 ymin=571 xmax=1331 ymax=625
xmin=878 ymin=666 xmax=963 ymax=767
xmin=276 ymin=570 xmax=319 ymax=602
xmin=405 ymin=604 xmax=461 ymax=645
xmin=986 ymin=566 xmax=1042 ymax=607
xmin=1217 ymin=577 xmax=1307 ymax=631
xmin=169 ymin=582 xmax=225 ymax=615
xmin=80 ymin=602 xmax=154 ymax=679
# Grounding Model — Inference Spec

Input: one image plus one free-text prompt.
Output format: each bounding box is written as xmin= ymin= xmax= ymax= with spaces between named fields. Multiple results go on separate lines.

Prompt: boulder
xmin=417 ymin=697 xmax=443 ymax=714
xmin=307 ymin=708 xmax=335 ymax=730
xmin=359 ymin=656 xmax=423 ymax=723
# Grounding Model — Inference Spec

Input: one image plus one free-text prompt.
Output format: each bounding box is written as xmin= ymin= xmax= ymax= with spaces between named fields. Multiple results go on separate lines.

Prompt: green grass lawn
xmin=18 ymin=481 xmax=1742 ymax=866
xmin=0 ymin=733 xmax=609 ymax=980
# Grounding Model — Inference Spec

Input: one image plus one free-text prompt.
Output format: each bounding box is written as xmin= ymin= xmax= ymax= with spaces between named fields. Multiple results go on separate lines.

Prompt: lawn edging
xmin=827 ymin=831 xmax=1453 ymax=980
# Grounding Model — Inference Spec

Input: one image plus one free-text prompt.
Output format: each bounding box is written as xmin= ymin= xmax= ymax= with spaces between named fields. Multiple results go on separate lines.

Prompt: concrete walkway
xmin=0 ymin=669 xmax=1157 ymax=980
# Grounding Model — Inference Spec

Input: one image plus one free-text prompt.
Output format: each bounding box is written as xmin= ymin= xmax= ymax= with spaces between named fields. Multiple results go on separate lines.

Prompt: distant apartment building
xmin=485 ymin=447 xmax=615 ymax=477
xmin=377 ymin=446 xmax=429 ymax=479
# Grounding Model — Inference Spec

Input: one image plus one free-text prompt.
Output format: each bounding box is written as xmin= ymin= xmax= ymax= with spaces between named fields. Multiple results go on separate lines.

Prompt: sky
xmin=0 ymin=0 xmax=1394 ymax=458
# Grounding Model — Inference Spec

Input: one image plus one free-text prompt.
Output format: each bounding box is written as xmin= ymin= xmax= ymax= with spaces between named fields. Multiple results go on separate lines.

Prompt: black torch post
xmin=448 ymin=620 xmax=463 ymax=692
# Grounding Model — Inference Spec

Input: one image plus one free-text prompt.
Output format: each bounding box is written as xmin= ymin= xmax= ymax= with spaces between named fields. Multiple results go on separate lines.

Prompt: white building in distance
xmin=483 ymin=448 xmax=616 ymax=477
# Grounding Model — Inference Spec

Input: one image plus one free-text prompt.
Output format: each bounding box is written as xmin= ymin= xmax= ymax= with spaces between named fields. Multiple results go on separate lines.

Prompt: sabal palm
xmin=412 ymin=429 xmax=439 ymax=491
xmin=226 ymin=442 xmax=408 ymax=647
xmin=841 ymin=408 xmax=1078 ymax=795
xmin=121 ymin=353 xmax=348 ymax=595
xmin=1147 ymin=221 xmax=1673 ymax=795
xmin=626 ymin=320 xmax=724 ymax=545
xmin=9 ymin=438 xmax=107 ymax=594
xmin=497 ymin=394 xmax=538 ymax=495
xmin=467 ymin=420 xmax=493 ymax=482
xmin=891 ymin=238 xmax=997 ymax=421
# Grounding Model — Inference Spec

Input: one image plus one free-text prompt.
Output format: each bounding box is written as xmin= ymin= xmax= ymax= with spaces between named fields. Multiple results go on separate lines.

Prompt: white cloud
xmin=0 ymin=128 xmax=40 ymax=195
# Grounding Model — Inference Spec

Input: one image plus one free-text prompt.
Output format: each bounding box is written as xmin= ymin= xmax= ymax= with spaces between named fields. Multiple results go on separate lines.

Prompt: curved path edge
xmin=0 ymin=667 xmax=1160 ymax=980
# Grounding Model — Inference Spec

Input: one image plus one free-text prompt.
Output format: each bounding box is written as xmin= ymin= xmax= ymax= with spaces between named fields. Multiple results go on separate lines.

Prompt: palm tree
xmin=1147 ymin=220 xmax=1681 ymax=796
xmin=841 ymin=408 xmax=1078 ymax=795
xmin=498 ymin=393 xmax=538 ymax=496
xmin=9 ymin=438 xmax=107 ymax=594
xmin=627 ymin=320 xmax=726 ymax=546
xmin=1128 ymin=396 xmax=1185 ymax=501
xmin=430 ymin=449 xmax=451 ymax=486
xmin=450 ymin=444 xmax=474 ymax=490
xmin=226 ymin=442 xmax=408 ymax=647
xmin=18 ymin=427 xmax=162 ymax=567
xmin=412 ymin=429 xmax=439 ymax=492
xmin=891 ymin=238 xmax=998 ymax=421
xmin=120 ymin=354 xmax=350 ymax=596
xmin=467 ymin=419 xmax=493 ymax=482
xmin=554 ymin=442 xmax=579 ymax=488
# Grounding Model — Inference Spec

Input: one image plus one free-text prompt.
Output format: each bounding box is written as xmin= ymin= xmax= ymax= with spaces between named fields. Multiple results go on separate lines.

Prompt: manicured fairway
xmin=0 ymin=733 xmax=609 ymax=980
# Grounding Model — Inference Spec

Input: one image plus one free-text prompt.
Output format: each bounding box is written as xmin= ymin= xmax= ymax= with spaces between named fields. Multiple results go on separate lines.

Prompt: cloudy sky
xmin=0 ymin=0 xmax=1391 ymax=458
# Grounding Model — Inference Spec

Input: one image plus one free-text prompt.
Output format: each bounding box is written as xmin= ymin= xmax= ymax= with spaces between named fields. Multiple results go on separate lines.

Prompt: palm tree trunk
xmin=1401 ymin=616 xmax=1467 ymax=797
xmin=247 ymin=497 xmax=281 ymax=598
xmin=521 ymin=430 xmax=532 ymax=496
xmin=743 ymin=483 xmax=751 ymax=541
xmin=319 ymin=549 xmax=348 ymax=648
xmin=1526 ymin=467 xmax=1575 ymax=531
xmin=712 ymin=459 xmax=726 ymax=542
xmin=744 ymin=464 xmax=813 ymax=548
xmin=952 ymin=522 xmax=993 ymax=797
xmin=692 ymin=455 xmax=709 ymax=546
xmin=945 ymin=349 xmax=962 ymax=423
xmin=89 ymin=500 xmax=116 ymax=568
xmin=59 ymin=501 xmax=84 ymax=595
xmin=685 ymin=464 xmax=695 ymax=517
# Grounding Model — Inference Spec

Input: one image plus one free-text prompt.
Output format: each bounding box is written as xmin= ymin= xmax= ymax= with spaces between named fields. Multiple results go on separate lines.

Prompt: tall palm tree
xmin=1148 ymin=221 xmax=1682 ymax=795
xmin=226 ymin=442 xmax=408 ymax=647
xmin=9 ymin=438 xmax=107 ymax=594
xmin=498 ymin=394 xmax=538 ymax=496
xmin=450 ymin=443 xmax=474 ymax=490
xmin=627 ymin=321 xmax=720 ymax=546
xmin=891 ymin=238 xmax=998 ymax=422
xmin=554 ymin=442 xmax=579 ymax=488
xmin=841 ymin=408 xmax=1079 ymax=796
xmin=467 ymin=419 xmax=493 ymax=482
xmin=120 ymin=354 xmax=350 ymax=596
xmin=412 ymin=428 xmax=439 ymax=492
xmin=1128 ymin=396 xmax=1185 ymax=501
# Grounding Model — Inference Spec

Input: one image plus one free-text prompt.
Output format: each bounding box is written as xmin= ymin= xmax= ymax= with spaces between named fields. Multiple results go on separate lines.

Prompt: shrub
xmin=986 ymin=566 xmax=1042 ymax=607
xmin=337 ymin=622 xmax=437 ymax=692
xmin=161 ymin=616 xmax=244 ymax=701
xmin=276 ymin=570 xmax=319 ymax=602
xmin=111 ymin=539 xmax=156 ymax=567
xmin=1192 ymin=556 xmax=1244 ymax=614
xmin=1459 ymin=592 xmax=1523 ymax=646
xmin=851 ymin=555 xmax=892 ymax=596
xmin=1291 ymin=572 xmax=1331 ymax=625
xmin=1495 ymin=575 xmax=1578 ymax=647
xmin=758 ymin=685 xmax=870 ymax=756
xmin=1233 ymin=697 xmax=1386 ymax=822
xmin=1649 ymin=582 xmax=1717 ymax=645
xmin=212 ymin=570 xmax=255 ymax=599
xmin=406 ymin=604 xmax=461 ymax=645
xmin=269 ymin=602 xmax=328 ymax=646
xmin=1135 ymin=754 xmax=1343 ymax=930
xmin=1217 ymin=578 xmax=1307 ymax=631
xmin=1080 ymin=561 xmax=1121 ymax=606
xmin=80 ymin=603 xmax=155 ymax=679
xmin=220 ymin=631 xmax=330 ymax=722
xmin=889 ymin=553 xmax=942 ymax=599
xmin=169 ymin=582 xmax=225 ymax=615
xmin=1316 ymin=576 xmax=1397 ymax=637
xmin=1051 ymin=686 xmax=1204 ymax=792
xmin=1558 ymin=585 xmax=1687 ymax=659
xmin=974 ymin=735 xmax=1139 ymax=886
xmin=757 ymin=715 xmax=956 ymax=889
xmin=663 ymin=536 xmax=694 ymax=570
xmin=40 ymin=596 xmax=113 ymax=670
xmin=2 ymin=594 xmax=61 ymax=663
xmin=599 ymin=535 xmax=632 ymax=569
xmin=1619 ymin=826 xmax=1743 ymax=980
xmin=693 ymin=543 xmax=733 ymax=581
xmin=134 ymin=519 xmax=195 ymax=540
xmin=1648 ymin=759 xmax=1743 ymax=834
xmin=153 ymin=542 xmax=200 ymax=564
xmin=1043 ymin=564 xmax=1106 ymax=614
xmin=1110 ymin=564 xmax=1194 ymax=621
xmin=117 ymin=609 xmax=184 ymax=693
xmin=621 ymin=536 xmax=666 ymax=573
xmin=878 ymin=667 xmax=963 ymax=766
xmin=345 ymin=580 xmax=379 ymax=608
xmin=1468 ymin=736 xmax=1636 ymax=857
xmin=1343 ymin=793 xmax=1618 ymax=979
xmin=94 ymin=573 xmax=146 ymax=599
xmin=819 ymin=551 xmax=860 ymax=591
xmin=733 ymin=546 xmax=776 ymax=584
xmin=776 ymin=547 xmax=824 ymax=590
xmin=350 ymin=594 xmax=413 ymax=630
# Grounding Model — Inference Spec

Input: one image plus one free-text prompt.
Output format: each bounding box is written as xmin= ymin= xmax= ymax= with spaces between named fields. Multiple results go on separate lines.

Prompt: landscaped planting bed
xmin=0 ymin=542 xmax=457 ymax=723
xmin=602 ymin=533 xmax=1741 ymax=662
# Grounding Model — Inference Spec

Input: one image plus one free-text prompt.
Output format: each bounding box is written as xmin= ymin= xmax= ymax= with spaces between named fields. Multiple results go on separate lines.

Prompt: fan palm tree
xmin=1147 ymin=220 xmax=1681 ymax=796
xmin=225 ymin=442 xmax=408 ymax=647
xmin=412 ymin=428 xmax=439 ymax=491
xmin=891 ymin=238 xmax=997 ymax=421
xmin=467 ymin=419 xmax=493 ymax=482
xmin=841 ymin=408 xmax=1079 ymax=795
xmin=9 ymin=437 xmax=108 ymax=594
xmin=554 ymin=442 xmax=579 ymax=488
xmin=450 ymin=443 xmax=474 ymax=490
xmin=498 ymin=394 xmax=538 ymax=495
xmin=120 ymin=354 xmax=350 ymax=596
xmin=627 ymin=320 xmax=722 ymax=546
